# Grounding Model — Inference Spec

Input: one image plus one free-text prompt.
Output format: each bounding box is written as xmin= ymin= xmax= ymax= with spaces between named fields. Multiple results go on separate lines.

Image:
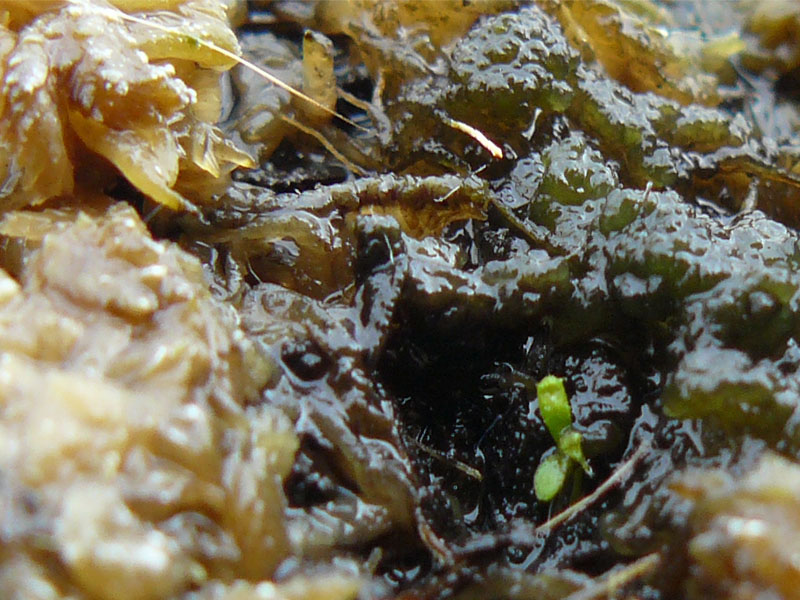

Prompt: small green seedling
xmin=533 ymin=375 xmax=592 ymax=502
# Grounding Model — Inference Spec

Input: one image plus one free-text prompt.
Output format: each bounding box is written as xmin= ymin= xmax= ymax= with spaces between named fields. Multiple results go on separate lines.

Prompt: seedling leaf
xmin=537 ymin=375 xmax=572 ymax=441
xmin=558 ymin=428 xmax=592 ymax=476
xmin=534 ymin=451 xmax=571 ymax=501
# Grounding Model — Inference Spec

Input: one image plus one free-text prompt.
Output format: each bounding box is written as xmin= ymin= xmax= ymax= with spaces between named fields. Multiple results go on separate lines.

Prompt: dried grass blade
xmin=279 ymin=114 xmax=366 ymax=175
xmin=536 ymin=441 xmax=649 ymax=533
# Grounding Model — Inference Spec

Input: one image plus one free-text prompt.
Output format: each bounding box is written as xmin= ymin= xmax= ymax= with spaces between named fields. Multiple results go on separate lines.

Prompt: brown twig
xmin=535 ymin=441 xmax=649 ymax=533
xmin=562 ymin=553 xmax=660 ymax=600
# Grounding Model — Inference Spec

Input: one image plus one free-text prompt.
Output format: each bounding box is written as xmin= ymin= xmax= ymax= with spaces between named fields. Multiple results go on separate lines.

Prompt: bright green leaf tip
xmin=537 ymin=375 xmax=572 ymax=442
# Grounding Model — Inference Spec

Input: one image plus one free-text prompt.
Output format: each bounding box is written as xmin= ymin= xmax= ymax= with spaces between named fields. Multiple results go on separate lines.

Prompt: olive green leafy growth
xmin=534 ymin=375 xmax=592 ymax=502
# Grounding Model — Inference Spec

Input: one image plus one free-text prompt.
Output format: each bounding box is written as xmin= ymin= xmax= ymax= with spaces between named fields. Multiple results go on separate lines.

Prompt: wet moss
xmin=7 ymin=1 xmax=800 ymax=599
